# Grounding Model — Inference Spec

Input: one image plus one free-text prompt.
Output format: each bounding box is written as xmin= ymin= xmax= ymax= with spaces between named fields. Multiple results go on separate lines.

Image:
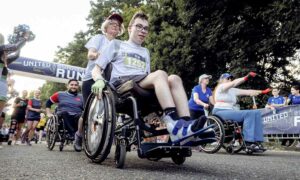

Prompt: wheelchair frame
xmin=204 ymin=115 xmax=266 ymax=155
xmin=82 ymin=81 xmax=223 ymax=168
xmin=45 ymin=114 xmax=74 ymax=151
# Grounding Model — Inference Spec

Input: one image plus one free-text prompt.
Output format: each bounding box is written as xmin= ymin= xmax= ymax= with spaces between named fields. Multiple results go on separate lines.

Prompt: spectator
xmin=36 ymin=113 xmax=46 ymax=143
xmin=286 ymin=85 xmax=300 ymax=105
xmin=188 ymin=74 xmax=215 ymax=118
xmin=265 ymin=88 xmax=285 ymax=110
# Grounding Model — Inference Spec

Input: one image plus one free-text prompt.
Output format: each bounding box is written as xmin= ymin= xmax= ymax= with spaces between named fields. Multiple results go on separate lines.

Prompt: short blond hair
xmin=101 ymin=19 xmax=125 ymax=37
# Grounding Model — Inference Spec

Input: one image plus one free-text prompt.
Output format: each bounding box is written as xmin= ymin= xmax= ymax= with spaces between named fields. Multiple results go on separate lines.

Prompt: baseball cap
xmin=219 ymin=73 xmax=233 ymax=80
xmin=199 ymin=74 xmax=212 ymax=82
xmin=107 ymin=13 xmax=123 ymax=24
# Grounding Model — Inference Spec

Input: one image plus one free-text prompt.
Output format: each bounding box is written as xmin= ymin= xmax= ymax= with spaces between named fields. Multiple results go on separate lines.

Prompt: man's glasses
xmin=134 ymin=24 xmax=149 ymax=33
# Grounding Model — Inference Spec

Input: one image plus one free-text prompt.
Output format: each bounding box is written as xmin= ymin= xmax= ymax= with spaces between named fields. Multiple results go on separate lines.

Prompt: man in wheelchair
xmin=45 ymin=79 xmax=84 ymax=151
xmin=90 ymin=11 xmax=210 ymax=144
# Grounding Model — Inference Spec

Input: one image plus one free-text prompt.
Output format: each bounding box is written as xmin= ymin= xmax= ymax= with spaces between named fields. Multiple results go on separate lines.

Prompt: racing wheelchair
xmin=45 ymin=113 xmax=75 ymax=151
xmin=82 ymin=74 xmax=224 ymax=169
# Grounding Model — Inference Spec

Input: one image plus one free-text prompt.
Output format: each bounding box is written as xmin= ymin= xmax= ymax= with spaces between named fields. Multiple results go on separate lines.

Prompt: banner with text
xmin=8 ymin=57 xmax=85 ymax=83
xmin=262 ymin=105 xmax=300 ymax=134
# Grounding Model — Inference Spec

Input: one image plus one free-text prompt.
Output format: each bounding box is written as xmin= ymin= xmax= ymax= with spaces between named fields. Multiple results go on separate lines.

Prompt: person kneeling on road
xmin=91 ymin=11 xmax=208 ymax=143
xmin=45 ymin=79 xmax=84 ymax=151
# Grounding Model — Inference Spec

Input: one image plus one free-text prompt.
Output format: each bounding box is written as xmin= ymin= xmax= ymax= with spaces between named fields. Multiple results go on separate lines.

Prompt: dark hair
xmin=129 ymin=11 xmax=148 ymax=27
xmin=292 ymin=85 xmax=300 ymax=91
xmin=68 ymin=79 xmax=78 ymax=84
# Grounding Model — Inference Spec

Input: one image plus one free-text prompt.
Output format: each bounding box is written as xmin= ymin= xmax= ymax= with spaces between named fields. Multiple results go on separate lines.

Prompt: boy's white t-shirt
xmin=95 ymin=40 xmax=150 ymax=83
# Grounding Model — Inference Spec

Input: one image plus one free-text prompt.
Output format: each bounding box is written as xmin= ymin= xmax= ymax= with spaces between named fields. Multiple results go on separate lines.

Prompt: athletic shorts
xmin=0 ymin=80 xmax=8 ymax=101
xmin=111 ymin=75 xmax=147 ymax=88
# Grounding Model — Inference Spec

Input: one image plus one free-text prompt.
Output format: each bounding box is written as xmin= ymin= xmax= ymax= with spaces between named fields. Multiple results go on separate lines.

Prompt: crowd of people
xmin=1 ymin=11 xmax=300 ymax=152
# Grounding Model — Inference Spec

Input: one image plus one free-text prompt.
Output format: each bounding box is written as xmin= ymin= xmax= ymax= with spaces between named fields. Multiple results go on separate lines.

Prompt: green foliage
xmin=40 ymin=0 xmax=299 ymax=109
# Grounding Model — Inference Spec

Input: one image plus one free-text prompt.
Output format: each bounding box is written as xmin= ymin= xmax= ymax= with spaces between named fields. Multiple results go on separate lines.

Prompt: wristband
xmin=244 ymin=76 xmax=248 ymax=81
xmin=261 ymin=88 xmax=271 ymax=94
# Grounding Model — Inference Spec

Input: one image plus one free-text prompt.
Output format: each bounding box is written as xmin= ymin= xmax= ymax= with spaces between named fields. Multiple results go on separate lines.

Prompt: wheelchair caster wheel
xmin=171 ymin=155 xmax=186 ymax=165
xmin=59 ymin=145 xmax=64 ymax=151
xmin=115 ymin=139 xmax=127 ymax=168
xmin=226 ymin=146 xmax=234 ymax=154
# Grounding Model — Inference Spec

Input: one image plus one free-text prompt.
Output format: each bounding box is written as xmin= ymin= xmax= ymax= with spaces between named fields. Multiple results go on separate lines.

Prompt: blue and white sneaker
xmin=162 ymin=115 xmax=205 ymax=142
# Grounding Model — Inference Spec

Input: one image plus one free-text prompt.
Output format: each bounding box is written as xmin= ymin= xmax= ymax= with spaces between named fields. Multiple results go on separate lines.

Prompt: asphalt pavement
xmin=0 ymin=142 xmax=299 ymax=180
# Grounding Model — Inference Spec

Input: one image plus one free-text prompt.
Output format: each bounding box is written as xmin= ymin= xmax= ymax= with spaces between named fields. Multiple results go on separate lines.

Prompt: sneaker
xmin=162 ymin=115 xmax=204 ymax=142
xmin=7 ymin=139 xmax=12 ymax=145
xmin=245 ymin=142 xmax=259 ymax=151
xmin=73 ymin=133 xmax=82 ymax=152
xmin=26 ymin=140 xmax=32 ymax=146
xmin=14 ymin=141 xmax=21 ymax=145
xmin=256 ymin=142 xmax=267 ymax=151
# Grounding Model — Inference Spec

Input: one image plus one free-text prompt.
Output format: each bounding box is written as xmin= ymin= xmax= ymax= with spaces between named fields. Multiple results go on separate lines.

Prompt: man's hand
xmin=91 ymin=79 xmax=105 ymax=95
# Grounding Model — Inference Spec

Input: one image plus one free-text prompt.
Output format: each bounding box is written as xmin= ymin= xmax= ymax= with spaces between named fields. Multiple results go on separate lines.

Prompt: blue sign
xmin=261 ymin=105 xmax=300 ymax=134
xmin=8 ymin=57 xmax=85 ymax=83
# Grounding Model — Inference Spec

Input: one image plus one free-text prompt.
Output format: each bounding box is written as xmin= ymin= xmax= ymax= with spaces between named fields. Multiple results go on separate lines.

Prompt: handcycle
xmin=82 ymin=71 xmax=224 ymax=168
xmin=45 ymin=113 xmax=74 ymax=151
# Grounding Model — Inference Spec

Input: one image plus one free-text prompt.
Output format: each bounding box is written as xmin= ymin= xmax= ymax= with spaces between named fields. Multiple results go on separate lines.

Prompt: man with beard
xmin=46 ymin=79 xmax=83 ymax=150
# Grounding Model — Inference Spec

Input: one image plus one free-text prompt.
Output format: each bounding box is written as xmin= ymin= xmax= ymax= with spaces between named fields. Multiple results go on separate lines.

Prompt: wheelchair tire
xmin=198 ymin=116 xmax=225 ymax=154
xmin=46 ymin=116 xmax=58 ymax=150
xmin=59 ymin=144 xmax=64 ymax=151
xmin=115 ymin=139 xmax=127 ymax=168
xmin=83 ymin=88 xmax=116 ymax=163
xmin=171 ymin=155 xmax=186 ymax=165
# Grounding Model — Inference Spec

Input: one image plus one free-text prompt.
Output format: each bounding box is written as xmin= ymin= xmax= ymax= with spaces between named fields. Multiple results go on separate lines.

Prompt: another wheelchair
xmin=45 ymin=114 xmax=74 ymax=151
xmin=82 ymin=78 xmax=224 ymax=168
xmin=204 ymin=115 xmax=266 ymax=155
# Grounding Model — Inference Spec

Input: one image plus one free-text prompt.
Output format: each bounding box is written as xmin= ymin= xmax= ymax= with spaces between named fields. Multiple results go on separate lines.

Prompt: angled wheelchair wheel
xmin=115 ymin=139 xmax=127 ymax=168
xmin=46 ymin=116 xmax=58 ymax=150
xmin=83 ymin=88 xmax=116 ymax=163
xmin=222 ymin=122 xmax=244 ymax=154
xmin=198 ymin=116 xmax=225 ymax=154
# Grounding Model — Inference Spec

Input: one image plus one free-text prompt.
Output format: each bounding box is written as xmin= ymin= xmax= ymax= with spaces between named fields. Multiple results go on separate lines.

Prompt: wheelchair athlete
xmin=46 ymin=79 xmax=84 ymax=151
xmin=212 ymin=73 xmax=270 ymax=151
xmin=91 ymin=11 xmax=208 ymax=143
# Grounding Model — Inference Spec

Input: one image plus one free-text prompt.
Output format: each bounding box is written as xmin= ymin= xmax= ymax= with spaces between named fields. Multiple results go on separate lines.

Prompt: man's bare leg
xmin=138 ymin=70 xmax=176 ymax=109
xmin=167 ymin=75 xmax=190 ymax=117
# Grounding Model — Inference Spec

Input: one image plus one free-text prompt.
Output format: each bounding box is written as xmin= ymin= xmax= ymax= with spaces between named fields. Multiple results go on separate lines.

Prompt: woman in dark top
xmin=22 ymin=90 xmax=43 ymax=145
xmin=8 ymin=90 xmax=28 ymax=145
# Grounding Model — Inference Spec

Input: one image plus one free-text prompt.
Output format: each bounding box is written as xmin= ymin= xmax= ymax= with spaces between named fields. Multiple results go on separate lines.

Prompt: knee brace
xmin=9 ymin=119 xmax=17 ymax=134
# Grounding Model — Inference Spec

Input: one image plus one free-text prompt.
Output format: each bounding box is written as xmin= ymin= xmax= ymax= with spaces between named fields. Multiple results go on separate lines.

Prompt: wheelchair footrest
xmin=139 ymin=143 xmax=192 ymax=158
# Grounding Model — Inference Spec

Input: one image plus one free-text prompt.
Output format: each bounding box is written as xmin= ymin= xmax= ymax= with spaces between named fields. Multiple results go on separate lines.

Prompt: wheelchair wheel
xmin=222 ymin=122 xmax=244 ymax=154
xmin=83 ymin=88 xmax=116 ymax=163
xmin=171 ymin=155 xmax=186 ymax=165
xmin=198 ymin=116 xmax=225 ymax=154
xmin=46 ymin=116 xmax=58 ymax=150
xmin=115 ymin=139 xmax=127 ymax=168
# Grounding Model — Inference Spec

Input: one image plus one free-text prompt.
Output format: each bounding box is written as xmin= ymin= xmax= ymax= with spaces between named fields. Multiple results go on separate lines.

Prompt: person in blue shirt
xmin=265 ymin=88 xmax=285 ymax=110
xmin=286 ymin=85 xmax=300 ymax=105
xmin=188 ymin=74 xmax=215 ymax=119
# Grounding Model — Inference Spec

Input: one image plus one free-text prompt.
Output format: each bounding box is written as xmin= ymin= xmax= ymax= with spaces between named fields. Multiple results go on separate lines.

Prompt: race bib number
xmin=123 ymin=52 xmax=146 ymax=70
